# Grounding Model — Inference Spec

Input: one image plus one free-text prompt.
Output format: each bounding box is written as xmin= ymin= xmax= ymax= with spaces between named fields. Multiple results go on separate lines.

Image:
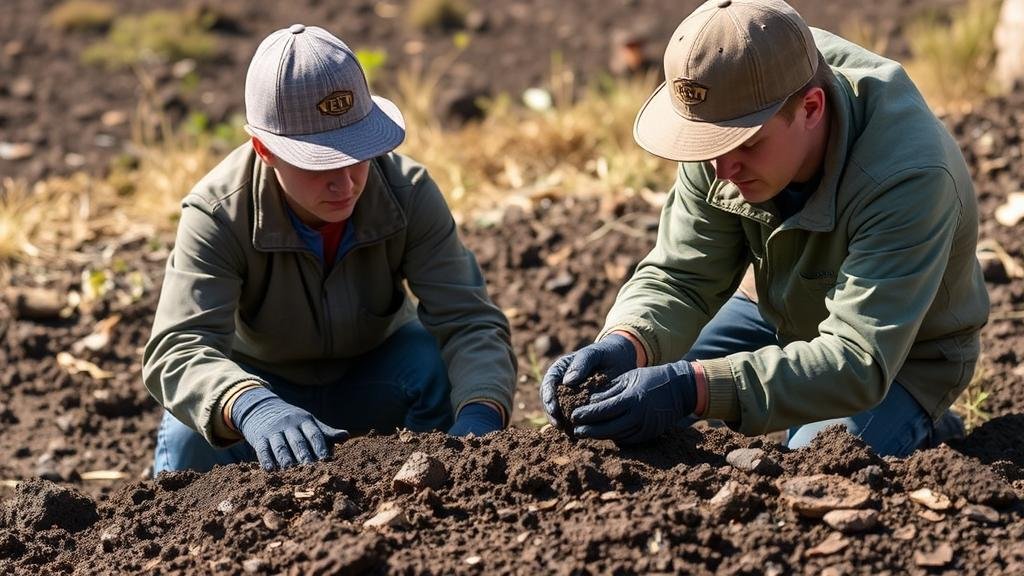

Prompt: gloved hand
xmin=448 ymin=403 xmax=503 ymax=437
xmin=570 ymin=361 xmax=697 ymax=444
xmin=540 ymin=334 xmax=637 ymax=428
xmin=231 ymin=387 xmax=349 ymax=470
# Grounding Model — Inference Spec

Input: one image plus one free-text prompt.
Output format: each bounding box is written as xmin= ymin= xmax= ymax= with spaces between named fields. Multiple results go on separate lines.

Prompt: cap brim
xmin=633 ymin=82 xmax=784 ymax=163
xmin=245 ymin=95 xmax=406 ymax=171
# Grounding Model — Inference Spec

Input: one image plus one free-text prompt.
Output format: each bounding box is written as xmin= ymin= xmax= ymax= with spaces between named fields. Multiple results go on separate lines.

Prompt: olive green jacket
xmin=600 ymin=29 xmax=989 ymax=435
xmin=143 ymin=145 xmax=516 ymax=446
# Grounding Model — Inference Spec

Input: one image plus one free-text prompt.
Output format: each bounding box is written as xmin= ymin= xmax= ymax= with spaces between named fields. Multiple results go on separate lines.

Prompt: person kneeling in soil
xmin=144 ymin=24 xmax=515 ymax=473
xmin=541 ymin=0 xmax=989 ymax=456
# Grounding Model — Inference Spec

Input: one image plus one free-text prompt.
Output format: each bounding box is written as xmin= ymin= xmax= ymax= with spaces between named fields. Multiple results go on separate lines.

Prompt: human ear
xmin=802 ymin=87 xmax=827 ymax=130
xmin=251 ymin=137 xmax=276 ymax=166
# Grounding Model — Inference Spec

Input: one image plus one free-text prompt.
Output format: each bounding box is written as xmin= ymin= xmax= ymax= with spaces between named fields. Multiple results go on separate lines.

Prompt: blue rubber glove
xmin=540 ymin=334 xmax=637 ymax=429
xmin=448 ymin=403 xmax=503 ymax=437
xmin=231 ymin=387 xmax=350 ymax=470
xmin=570 ymin=361 xmax=697 ymax=444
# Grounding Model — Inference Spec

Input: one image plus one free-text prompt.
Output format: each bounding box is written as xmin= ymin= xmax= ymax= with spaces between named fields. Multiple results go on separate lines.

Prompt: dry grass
xmin=954 ymin=359 xmax=993 ymax=431
xmin=0 ymin=174 xmax=116 ymax=266
xmin=392 ymin=51 xmax=675 ymax=218
xmin=407 ymin=0 xmax=471 ymax=32
xmin=46 ymin=0 xmax=116 ymax=32
xmin=82 ymin=8 xmax=218 ymax=69
xmin=904 ymin=0 xmax=1002 ymax=111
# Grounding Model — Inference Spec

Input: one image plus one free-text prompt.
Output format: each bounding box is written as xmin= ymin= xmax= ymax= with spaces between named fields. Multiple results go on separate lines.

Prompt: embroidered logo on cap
xmin=317 ymin=90 xmax=354 ymax=116
xmin=673 ymin=78 xmax=708 ymax=106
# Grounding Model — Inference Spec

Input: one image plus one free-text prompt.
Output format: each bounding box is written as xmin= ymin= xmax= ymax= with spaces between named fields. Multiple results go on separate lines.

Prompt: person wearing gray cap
xmin=542 ymin=0 xmax=988 ymax=455
xmin=143 ymin=24 xmax=516 ymax=472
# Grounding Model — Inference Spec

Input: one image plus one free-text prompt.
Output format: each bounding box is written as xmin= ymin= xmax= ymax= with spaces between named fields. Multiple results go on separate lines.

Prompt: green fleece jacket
xmin=143 ymin=146 xmax=516 ymax=446
xmin=599 ymin=29 xmax=989 ymax=435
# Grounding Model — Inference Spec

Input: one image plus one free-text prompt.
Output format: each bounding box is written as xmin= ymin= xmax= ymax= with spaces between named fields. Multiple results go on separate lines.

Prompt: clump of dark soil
xmin=0 ymin=478 xmax=97 ymax=533
xmin=555 ymin=373 xmax=612 ymax=429
xmin=0 ymin=426 xmax=1019 ymax=574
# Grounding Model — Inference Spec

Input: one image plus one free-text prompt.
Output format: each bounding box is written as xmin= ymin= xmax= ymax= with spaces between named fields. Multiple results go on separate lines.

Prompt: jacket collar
xmin=707 ymin=67 xmax=856 ymax=233
xmin=251 ymin=154 xmax=407 ymax=252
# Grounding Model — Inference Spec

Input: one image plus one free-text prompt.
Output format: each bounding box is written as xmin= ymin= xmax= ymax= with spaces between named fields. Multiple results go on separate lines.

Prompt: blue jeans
xmin=153 ymin=321 xmax=453 ymax=474
xmin=683 ymin=294 xmax=961 ymax=457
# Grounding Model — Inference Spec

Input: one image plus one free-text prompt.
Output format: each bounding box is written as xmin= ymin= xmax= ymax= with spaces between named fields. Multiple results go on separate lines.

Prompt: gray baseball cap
xmin=244 ymin=24 xmax=405 ymax=170
xmin=634 ymin=0 xmax=818 ymax=162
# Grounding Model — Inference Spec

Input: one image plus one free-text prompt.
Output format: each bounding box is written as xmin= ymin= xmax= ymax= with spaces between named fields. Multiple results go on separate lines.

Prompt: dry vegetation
xmin=1 ymin=4 xmax=1010 ymax=425
xmin=904 ymin=0 xmax=1003 ymax=111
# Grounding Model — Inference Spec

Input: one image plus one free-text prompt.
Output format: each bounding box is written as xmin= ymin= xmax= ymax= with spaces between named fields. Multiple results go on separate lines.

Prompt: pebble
xmin=363 ymin=502 xmax=410 ymax=530
xmin=393 ymin=452 xmax=448 ymax=494
xmin=962 ymin=503 xmax=1000 ymax=525
xmin=216 ymin=499 xmax=235 ymax=514
xmin=242 ymin=557 xmax=267 ymax=573
xmin=805 ymin=533 xmax=850 ymax=557
xmin=822 ymin=509 xmax=878 ymax=533
xmin=909 ymin=488 xmax=951 ymax=511
xmin=914 ymin=543 xmax=954 ymax=567
xmin=725 ymin=448 xmax=780 ymax=475
xmin=778 ymin=475 xmax=871 ymax=518
xmin=0 ymin=142 xmax=35 ymax=161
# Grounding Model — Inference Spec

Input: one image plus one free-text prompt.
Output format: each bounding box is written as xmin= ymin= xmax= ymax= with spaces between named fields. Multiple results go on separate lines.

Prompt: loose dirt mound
xmin=3 ymin=0 xmax=1024 ymax=572
xmin=1 ymin=426 xmax=1021 ymax=574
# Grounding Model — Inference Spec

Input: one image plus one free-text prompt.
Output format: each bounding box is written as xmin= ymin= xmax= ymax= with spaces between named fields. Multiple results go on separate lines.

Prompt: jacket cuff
xmin=210 ymin=380 xmax=265 ymax=446
xmin=698 ymin=358 xmax=741 ymax=423
xmin=457 ymin=398 xmax=508 ymax=427
xmin=597 ymin=323 xmax=659 ymax=366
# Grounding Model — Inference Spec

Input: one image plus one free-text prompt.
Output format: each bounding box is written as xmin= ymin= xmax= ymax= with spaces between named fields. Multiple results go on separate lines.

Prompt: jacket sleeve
xmin=142 ymin=196 xmax=265 ymax=446
xmin=599 ymin=162 xmax=749 ymax=365
xmin=400 ymin=171 xmax=517 ymax=422
xmin=700 ymin=167 xmax=963 ymax=434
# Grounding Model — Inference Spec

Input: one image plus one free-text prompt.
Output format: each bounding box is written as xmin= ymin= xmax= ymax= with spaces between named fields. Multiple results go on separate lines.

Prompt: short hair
xmin=777 ymin=60 xmax=832 ymax=123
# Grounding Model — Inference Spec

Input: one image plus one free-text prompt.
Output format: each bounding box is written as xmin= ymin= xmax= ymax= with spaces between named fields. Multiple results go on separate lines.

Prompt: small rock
xmin=599 ymin=491 xmax=621 ymax=502
xmin=262 ymin=511 xmax=283 ymax=531
xmin=914 ymin=543 xmax=954 ymax=567
xmin=892 ymin=525 xmax=916 ymax=540
xmin=918 ymin=509 xmax=946 ymax=523
xmin=778 ymin=475 xmax=872 ymax=518
xmin=9 ymin=76 xmax=33 ymax=99
xmin=332 ymin=496 xmax=359 ymax=519
xmin=99 ymin=524 xmax=122 ymax=552
xmin=909 ymin=488 xmax=952 ymax=511
xmin=0 ymin=142 xmax=34 ymax=161
xmin=6 ymin=287 xmax=64 ymax=319
xmin=242 ymin=557 xmax=267 ymax=573
xmin=533 ymin=334 xmax=561 ymax=357
xmin=363 ymin=502 xmax=410 ymax=530
xmin=544 ymin=271 xmax=575 ymax=294
xmin=100 ymin=110 xmax=128 ymax=127
xmin=216 ymin=499 xmax=235 ymax=514
xmin=393 ymin=452 xmax=448 ymax=494
xmin=822 ymin=509 xmax=878 ymax=533
xmin=725 ymin=448 xmax=780 ymax=475
xmin=464 ymin=555 xmax=482 ymax=565
xmin=54 ymin=414 xmax=73 ymax=433
xmin=805 ymin=533 xmax=850 ymax=557
xmin=962 ymin=503 xmax=1000 ymax=525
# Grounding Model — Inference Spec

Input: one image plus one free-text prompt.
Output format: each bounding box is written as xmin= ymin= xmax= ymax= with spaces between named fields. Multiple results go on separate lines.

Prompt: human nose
xmin=326 ymin=167 xmax=355 ymax=194
xmin=713 ymin=152 xmax=741 ymax=181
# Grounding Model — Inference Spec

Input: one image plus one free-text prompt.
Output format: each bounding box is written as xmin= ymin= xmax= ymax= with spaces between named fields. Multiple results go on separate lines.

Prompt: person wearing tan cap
xmin=542 ymin=0 xmax=989 ymax=455
xmin=144 ymin=24 xmax=515 ymax=472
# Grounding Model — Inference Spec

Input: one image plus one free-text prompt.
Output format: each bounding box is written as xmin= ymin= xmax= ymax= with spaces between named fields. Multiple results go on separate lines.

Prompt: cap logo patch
xmin=673 ymin=78 xmax=708 ymax=106
xmin=317 ymin=90 xmax=354 ymax=116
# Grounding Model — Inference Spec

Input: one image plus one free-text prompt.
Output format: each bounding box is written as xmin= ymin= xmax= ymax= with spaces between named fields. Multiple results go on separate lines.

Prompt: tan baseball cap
xmin=634 ymin=0 xmax=819 ymax=162
xmin=244 ymin=24 xmax=405 ymax=171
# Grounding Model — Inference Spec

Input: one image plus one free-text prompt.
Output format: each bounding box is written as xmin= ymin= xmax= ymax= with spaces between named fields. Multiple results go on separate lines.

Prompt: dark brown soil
xmin=4 ymin=0 xmax=1024 ymax=574
xmin=555 ymin=373 xmax=612 ymax=432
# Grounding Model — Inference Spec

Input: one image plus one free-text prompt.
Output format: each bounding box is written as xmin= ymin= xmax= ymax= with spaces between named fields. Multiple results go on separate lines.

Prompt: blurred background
xmin=1 ymin=0 xmax=1023 ymax=497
